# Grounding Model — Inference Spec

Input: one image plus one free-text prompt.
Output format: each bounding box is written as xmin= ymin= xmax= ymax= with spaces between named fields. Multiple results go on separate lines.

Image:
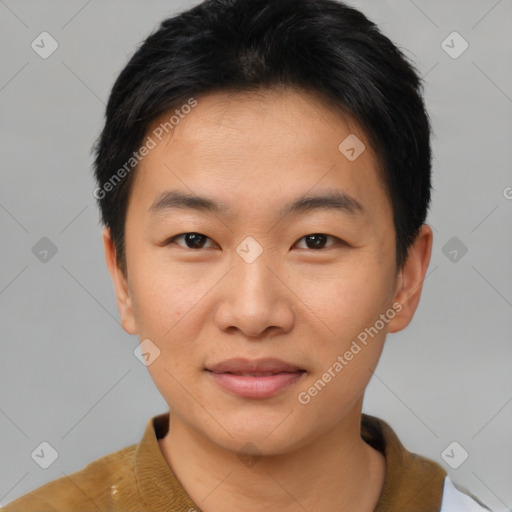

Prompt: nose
xmin=214 ymin=252 xmax=295 ymax=339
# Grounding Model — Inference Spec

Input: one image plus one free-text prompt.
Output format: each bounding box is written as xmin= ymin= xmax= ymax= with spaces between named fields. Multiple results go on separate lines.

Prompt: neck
xmin=158 ymin=403 xmax=386 ymax=512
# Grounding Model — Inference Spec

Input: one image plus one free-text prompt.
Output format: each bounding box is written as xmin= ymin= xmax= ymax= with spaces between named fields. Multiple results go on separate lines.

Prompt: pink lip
xmin=205 ymin=358 xmax=306 ymax=399
xmin=207 ymin=357 xmax=304 ymax=374
xmin=207 ymin=371 xmax=306 ymax=398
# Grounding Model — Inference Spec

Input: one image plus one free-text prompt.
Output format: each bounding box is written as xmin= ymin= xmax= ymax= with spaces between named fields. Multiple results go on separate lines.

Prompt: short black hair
xmin=93 ymin=0 xmax=431 ymax=274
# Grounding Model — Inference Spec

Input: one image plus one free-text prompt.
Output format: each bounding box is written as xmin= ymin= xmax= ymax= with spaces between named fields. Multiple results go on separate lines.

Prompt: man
xmin=3 ymin=0 xmax=491 ymax=510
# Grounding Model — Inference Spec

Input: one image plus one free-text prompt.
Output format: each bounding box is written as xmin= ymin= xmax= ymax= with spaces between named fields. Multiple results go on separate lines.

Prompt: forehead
xmin=145 ymin=87 xmax=369 ymax=163
xmin=128 ymin=87 xmax=391 ymax=224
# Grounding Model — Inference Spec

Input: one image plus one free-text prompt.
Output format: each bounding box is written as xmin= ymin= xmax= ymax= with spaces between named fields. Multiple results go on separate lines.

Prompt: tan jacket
xmin=1 ymin=413 xmax=487 ymax=511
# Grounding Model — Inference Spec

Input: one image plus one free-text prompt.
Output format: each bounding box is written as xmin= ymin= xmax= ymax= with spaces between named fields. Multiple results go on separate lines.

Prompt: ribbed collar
xmin=362 ymin=415 xmax=446 ymax=512
xmin=134 ymin=412 xmax=447 ymax=511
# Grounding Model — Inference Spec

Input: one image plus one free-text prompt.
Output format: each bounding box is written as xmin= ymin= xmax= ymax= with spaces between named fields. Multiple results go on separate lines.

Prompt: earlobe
xmin=102 ymin=228 xmax=138 ymax=335
xmin=387 ymin=224 xmax=433 ymax=333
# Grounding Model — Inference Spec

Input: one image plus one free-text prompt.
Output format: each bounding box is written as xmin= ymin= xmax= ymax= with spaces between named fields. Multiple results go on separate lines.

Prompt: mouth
xmin=213 ymin=371 xmax=304 ymax=377
xmin=205 ymin=358 xmax=307 ymax=398
xmin=206 ymin=357 xmax=306 ymax=374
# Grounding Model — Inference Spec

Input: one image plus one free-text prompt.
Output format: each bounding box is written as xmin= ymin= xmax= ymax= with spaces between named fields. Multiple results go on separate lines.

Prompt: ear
xmin=387 ymin=224 xmax=433 ymax=333
xmin=102 ymin=227 xmax=138 ymax=335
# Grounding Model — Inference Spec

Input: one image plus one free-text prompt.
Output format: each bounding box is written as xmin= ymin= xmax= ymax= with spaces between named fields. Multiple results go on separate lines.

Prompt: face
xmin=104 ymin=87 xmax=431 ymax=455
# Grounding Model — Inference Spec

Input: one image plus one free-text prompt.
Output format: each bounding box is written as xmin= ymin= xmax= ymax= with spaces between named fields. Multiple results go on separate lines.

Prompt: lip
xmin=206 ymin=357 xmax=304 ymax=374
xmin=205 ymin=358 xmax=307 ymax=399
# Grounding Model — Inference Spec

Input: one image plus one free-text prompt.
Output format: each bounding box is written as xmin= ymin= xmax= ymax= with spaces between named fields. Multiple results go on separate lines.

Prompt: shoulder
xmin=1 ymin=443 xmax=138 ymax=512
xmin=441 ymin=477 xmax=493 ymax=512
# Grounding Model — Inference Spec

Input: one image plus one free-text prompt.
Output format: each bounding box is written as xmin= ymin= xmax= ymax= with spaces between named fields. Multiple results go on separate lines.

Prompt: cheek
xmin=130 ymin=272 xmax=194 ymax=340
xmin=127 ymin=254 xmax=223 ymax=372
xmin=295 ymin=268 xmax=392 ymax=414
xmin=126 ymin=239 xmax=197 ymax=331
xmin=129 ymin=265 xmax=205 ymax=397
xmin=297 ymin=258 xmax=394 ymax=340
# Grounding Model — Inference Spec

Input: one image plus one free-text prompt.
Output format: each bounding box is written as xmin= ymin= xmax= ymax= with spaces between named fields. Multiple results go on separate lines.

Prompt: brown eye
xmin=294 ymin=233 xmax=339 ymax=250
xmin=167 ymin=232 xmax=215 ymax=249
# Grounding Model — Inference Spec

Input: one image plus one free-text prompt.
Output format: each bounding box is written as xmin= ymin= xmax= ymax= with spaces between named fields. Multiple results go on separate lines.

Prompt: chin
xmin=206 ymin=417 xmax=309 ymax=457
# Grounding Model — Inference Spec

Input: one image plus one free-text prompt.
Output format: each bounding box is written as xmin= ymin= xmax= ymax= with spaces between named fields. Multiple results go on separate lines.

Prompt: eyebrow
xmin=149 ymin=188 xmax=364 ymax=218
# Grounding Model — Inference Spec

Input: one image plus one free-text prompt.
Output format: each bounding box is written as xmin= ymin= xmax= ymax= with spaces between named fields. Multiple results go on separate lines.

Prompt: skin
xmin=103 ymin=87 xmax=433 ymax=512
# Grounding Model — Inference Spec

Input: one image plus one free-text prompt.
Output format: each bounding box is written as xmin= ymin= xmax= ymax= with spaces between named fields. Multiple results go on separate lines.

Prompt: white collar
xmin=440 ymin=477 xmax=492 ymax=512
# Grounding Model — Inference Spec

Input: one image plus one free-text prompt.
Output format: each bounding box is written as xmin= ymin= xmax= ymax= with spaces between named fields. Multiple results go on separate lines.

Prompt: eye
xmin=165 ymin=232 xmax=217 ymax=249
xmin=294 ymin=233 xmax=341 ymax=250
xmin=164 ymin=232 xmax=344 ymax=250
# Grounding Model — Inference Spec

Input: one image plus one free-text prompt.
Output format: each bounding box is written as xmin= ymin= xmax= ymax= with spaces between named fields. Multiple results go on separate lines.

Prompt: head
xmin=95 ymin=0 xmax=432 ymax=455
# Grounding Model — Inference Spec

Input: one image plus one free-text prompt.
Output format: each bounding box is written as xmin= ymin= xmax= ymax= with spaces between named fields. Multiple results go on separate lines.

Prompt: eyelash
xmin=164 ymin=232 xmax=345 ymax=251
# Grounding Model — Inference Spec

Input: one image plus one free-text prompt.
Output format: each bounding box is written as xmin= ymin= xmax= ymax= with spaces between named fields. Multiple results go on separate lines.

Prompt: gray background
xmin=1 ymin=0 xmax=511 ymax=509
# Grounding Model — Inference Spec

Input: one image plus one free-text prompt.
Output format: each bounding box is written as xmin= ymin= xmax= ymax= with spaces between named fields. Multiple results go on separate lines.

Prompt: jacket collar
xmin=134 ymin=412 xmax=447 ymax=511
